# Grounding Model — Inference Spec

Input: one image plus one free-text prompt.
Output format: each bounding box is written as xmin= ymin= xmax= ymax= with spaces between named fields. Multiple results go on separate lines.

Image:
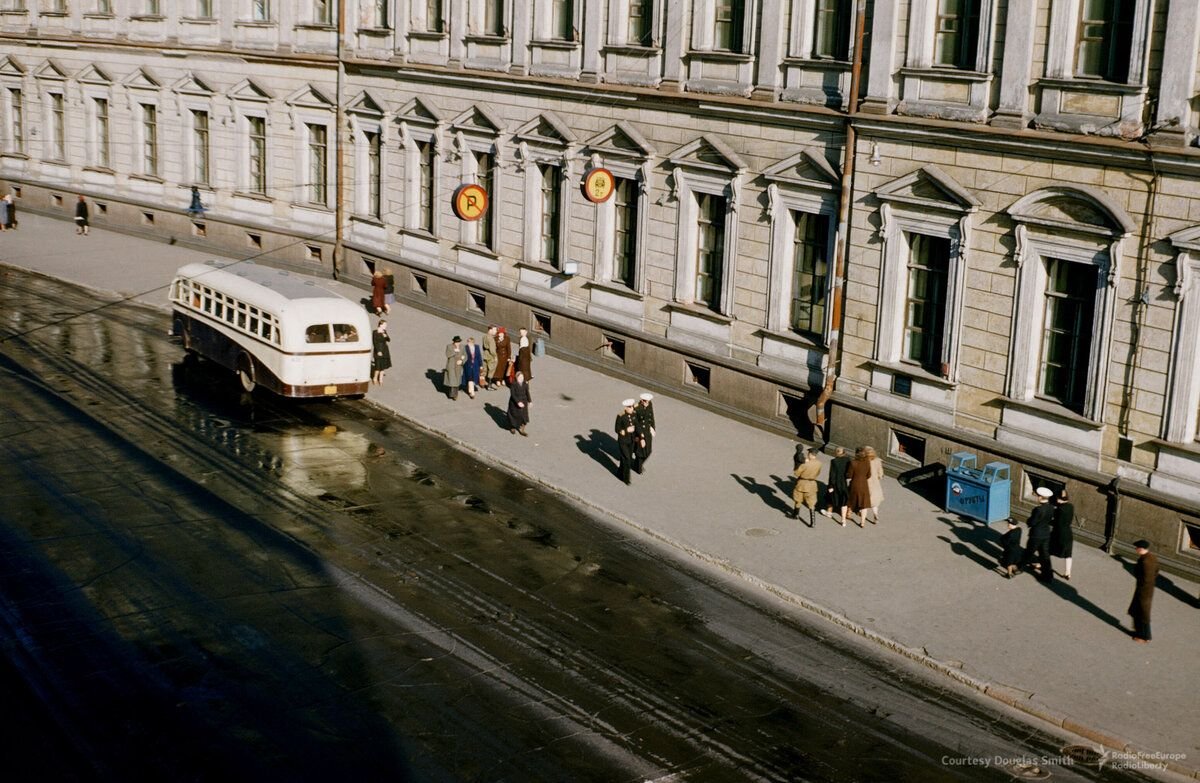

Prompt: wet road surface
xmin=0 ymin=266 xmax=1156 ymax=782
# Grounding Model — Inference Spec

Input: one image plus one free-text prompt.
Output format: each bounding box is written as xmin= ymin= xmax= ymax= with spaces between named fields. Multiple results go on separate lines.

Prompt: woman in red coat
xmin=847 ymin=447 xmax=875 ymax=527
xmin=370 ymin=271 xmax=387 ymax=315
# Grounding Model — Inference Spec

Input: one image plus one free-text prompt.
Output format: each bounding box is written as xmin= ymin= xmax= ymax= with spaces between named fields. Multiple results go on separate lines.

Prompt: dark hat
xmin=1133 ymin=539 xmax=1150 ymax=549
xmin=452 ymin=335 xmax=461 ymax=342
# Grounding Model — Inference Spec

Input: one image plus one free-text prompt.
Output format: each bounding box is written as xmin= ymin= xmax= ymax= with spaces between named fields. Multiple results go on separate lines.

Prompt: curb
xmin=363 ymin=396 xmax=1200 ymax=782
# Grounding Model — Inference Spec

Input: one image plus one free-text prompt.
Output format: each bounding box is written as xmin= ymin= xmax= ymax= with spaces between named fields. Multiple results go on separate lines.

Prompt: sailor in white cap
xmin=1021 ymin=486 xmax=1057 ymax=581
xmin=634 ymin=392 xmax=656 ymax=472
xmin=615 ymin=399 xmax=640 ymax=485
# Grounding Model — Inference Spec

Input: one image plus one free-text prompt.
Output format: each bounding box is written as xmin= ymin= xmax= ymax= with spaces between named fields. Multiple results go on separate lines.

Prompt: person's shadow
xmin=482 ymin=402 xmax=510 ymax=431
xmin=937 ymin=516 xmax=1003 ymax=561
xmin=574 ymin=430 xmax=620 ymax=477
xmin=424 ymin=368 xmax=445 ymax=395
xmin=731 ymin=474 xmax=793 ymax=516
xmin=1040 ymin=578 xmax=1130 ymax=634
xmin=937 ymin=535 xmax=1002 ymax=575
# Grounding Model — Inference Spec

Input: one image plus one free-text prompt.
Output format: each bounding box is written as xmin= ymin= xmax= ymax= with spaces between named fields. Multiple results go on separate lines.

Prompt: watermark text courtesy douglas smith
xmin=942 ymin=752 xmax=1187 ymax=771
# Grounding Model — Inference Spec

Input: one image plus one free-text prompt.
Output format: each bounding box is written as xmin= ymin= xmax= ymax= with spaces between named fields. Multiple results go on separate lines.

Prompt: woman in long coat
xmin=444 ymin=337 xmax=464 ymax=400
xmin=1128 ymin=540 xmax=1157 ymax=642
xmin=507 ymin=371 xmax=531 ymax=436
xmin=461 ymin=336 xmax=483 ymax=399
xmin=847 ymin=448 xmax=875 ymax=526
xmin=491 ymin=328 xmax=511 ymax=387
xmin=371 ymin=271 xmax=387 ymax=315
xmin=515 ymin=328 xmax=533 ymax=380
xmin=371 ymin=321 xmax=391 ymax=385
xmin=865 ymin=445 xmax=885 ymax=522
xmin=1050 ymin=489 xmax=1075 ymax=580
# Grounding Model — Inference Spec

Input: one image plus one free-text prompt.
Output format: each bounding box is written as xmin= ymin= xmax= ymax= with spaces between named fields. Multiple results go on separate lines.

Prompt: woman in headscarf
xmin=370 ymin=320 xmax=391 ymax=386
xmin=491 ymin=327 xmax=511 ymax=388
xmin=371 ymin=270 xmax=387 ymax=315
xmin=847 ymin=447 xmax=875 ymax=527
xmin=865 ymin=445 xmax=884 ymax=523
xmin=515 ymin=327 xmax=533 ymax=381
xmin=461 ymin=336 xmax=483 ymax=399
xmin=507 ymin=370 xmax=531 ymax=436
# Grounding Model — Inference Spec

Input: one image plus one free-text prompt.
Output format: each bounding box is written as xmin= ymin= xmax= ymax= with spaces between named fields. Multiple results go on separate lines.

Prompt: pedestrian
xmin=5 ymin=192 xmax=17 ymax=230
xmin=187 ymin=185 xmax=206 ymax=217
xmin=514 ymin=326 xmax=533 ymax=381
xmin=1128 ymin=540 xmax=1157 ymax=643
xmin=75 ymin=195 xmax=89 ymax=235
xmin=444 ymin=336 xmax=464 ymax=400
xmin=634 ymin=392 xmax=655 ymax=470
xmin=370 ymin=320 xmax=391 ymax=385
xmin=847 ymin=447 xmax=874 ymax=527
xmin=507 ymin=370 xmax=531 ymax=436
xmin=1050 ymin=488 xmax=1075 ymax=580
xmin=823 ymin=446 xmax=851 ymax=526
xmin=866 ymin=445 xmax=885 ymax=522
xmin=615 ymin=399 xmax=639 ymax=484
xmin=382 ymin=269 xmax=394 ymax=314
xmin=492 ymin=327 xmax=511 ymax=387
xmin=0 ymin=194 xmax=8 ymax=232
xmin=482 ymin=325 xmax=498 ymax=390
xmin=791 ymin=448 xmax=822 ymax=527
xmin=999 ymin=518 xmax=1023 ymax=578
xmin=371 ymin=270 xmax=387 ymax=315
xmin=461 ymin=335 xmax=483 ymax=399
xmin=1021 ymin=487 xmax=1055 ymax=582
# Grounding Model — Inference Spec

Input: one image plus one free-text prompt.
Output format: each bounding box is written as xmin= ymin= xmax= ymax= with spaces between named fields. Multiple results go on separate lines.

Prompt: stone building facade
xmin=0 ymin=0 xmax=1199 ymax=572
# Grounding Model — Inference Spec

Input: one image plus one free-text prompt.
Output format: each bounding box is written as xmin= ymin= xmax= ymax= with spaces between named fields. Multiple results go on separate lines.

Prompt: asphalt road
xmin=0 ymin=268 xmax=1161 ymax=781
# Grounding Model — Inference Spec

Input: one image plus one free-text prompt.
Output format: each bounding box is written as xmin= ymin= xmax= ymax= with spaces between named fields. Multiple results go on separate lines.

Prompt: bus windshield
xmin=332 ymin=324 xmax=359 ymax=343
xmin=306 ymin=324 xmax=331 ymax=344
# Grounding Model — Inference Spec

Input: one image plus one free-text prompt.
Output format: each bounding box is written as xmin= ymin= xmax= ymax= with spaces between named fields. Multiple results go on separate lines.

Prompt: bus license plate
xmin=324 ymin=385 xmax=338 ymax=395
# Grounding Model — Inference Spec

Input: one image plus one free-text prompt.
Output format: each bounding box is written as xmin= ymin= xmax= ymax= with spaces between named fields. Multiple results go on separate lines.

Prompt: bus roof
xmin=175 ymin=260 xmax=354 ymax=311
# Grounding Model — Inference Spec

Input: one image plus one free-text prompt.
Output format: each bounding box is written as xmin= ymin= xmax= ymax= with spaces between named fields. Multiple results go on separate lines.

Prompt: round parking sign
xmin=453 ymin=183 xmax=489 ymax=221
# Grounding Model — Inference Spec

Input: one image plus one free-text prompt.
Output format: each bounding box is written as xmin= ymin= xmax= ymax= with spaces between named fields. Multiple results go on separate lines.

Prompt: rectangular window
xmin=252 ymin=0 xmax=269 ymax=22
xmin=539 ymin=163 xmax=562 ymax=267
xmin=365 ymin=130 xmax=381 ymax=218
xmin=192 ymin=110 xmax=210 ymax=185
xmin=695 ymin=192 xmax=726 ymax=311
xmin=933 ymin=0 xmax=981 ymax=70
xmin=902 ymin=234 xmax=949 ymax=374
xmin=94 ymin=97 xmax=110 ymax=168
xmin=1039 ymin=258 xmax=1096 ymax=413
xmin=49 ymin=93 xmax=65 ymax=161
xmin=812 ymin=0 xmax=849 ymax=59
xmin=1076 ymin=0 xmax=1134 ymax=81
xmin=98 ymin=0 xmax=112 ymax=13
xmin=474 ymin=150 xmax=494 ymax=248
xmin=551 ymin=0 xmax=573 ymax=40
xmin=613 ymin=177 xmax=638 ymax=288
xmin=313 ymin=0 xmax=331 ymax=24
xmin=141 ymin=104 xmax=158 ymax=176
xmin=307 ymin=123 xmax=328 ymax=205
xmin=713 ymin=0 xmax=743 ymax=52
xmin=418 ymin=139 xmax=435 ymax=232
xmin=247 ymin=115 xmax=267 ymax=195
xmin=146 ymin=0 xmax=160 ymax=13
xmin=8 ymin=88 xmax=22 ymax=155
xmin=197 ymin=0 xmax=213 ymax=17
xmin=628 ymin=0 xmax=651 ymax=45
xmin=426 ymin=0 xmax=443 ymax=32
xmin=484 ymin=0 xmax=503 ymax=35
xmin=789 ymin=211 xmax=829 ymax=337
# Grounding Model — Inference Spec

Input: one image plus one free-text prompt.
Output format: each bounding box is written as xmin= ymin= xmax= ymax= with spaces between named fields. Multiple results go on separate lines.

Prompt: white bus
xmin=169 ymin=260 xmax=372 ymax=398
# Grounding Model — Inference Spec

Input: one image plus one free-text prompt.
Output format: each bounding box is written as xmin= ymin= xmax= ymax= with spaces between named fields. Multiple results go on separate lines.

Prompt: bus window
xmin=262 ymin=322 xmax=273 ymax=342
xmin=332 ymin=323 xmax=359 ymax=342
xmin=306 ymin=324 xmax=331 ymax=344
xmin=249 ymin=315 xmax=260 ymax=334
xmin=214 ymin=300 xmax=223 ymax=319
xmin=236 ymin=309 xmax=247 ymax=329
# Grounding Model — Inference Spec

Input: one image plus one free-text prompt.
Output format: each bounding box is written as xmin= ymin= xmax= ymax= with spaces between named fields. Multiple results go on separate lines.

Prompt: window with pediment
xmin=229 ymin=79 xmax=272 ymax=196
xmin=1164 ymin=227 xmax=1200 ymax=443
xmin=583 ymin=122 xmax=655 ymax=292
xmin=348 ymin=92 xmax=386 ymax=220
xmin=397 ymin=98 xmax=444 ymax=234
xmin=516 ymin=112 xmax=575 ymax=268
xmin=450 ymin=104 xmax=505 ymax=252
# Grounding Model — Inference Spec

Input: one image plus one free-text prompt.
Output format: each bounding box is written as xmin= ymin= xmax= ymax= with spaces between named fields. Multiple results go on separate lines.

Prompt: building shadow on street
xmin=731 ymin=474 xmax=793 ymax=516
xmin=574 ymin=430 xmax=620 ymax=478
xmin=1111 ymin=554 xmax=1200 ymax=609
xmin=482 ymin=402 xmax=511 ymax=431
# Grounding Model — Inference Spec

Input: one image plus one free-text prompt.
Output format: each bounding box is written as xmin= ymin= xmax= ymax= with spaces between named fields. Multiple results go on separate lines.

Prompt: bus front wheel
xmin=236 ymin=355 xmax=256 ymax=393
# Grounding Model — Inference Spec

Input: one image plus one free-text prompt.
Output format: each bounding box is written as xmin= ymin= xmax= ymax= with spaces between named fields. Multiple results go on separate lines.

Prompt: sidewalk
xmin=4 ymin=212 xmax=1198 ymax=778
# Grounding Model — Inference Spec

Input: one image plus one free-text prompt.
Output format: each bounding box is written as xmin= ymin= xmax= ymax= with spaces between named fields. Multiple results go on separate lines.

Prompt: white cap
xmin=640 ymin=392 xmax=654 ymax=401
xmin=622 ymin=399 xmax=635 ymax=407
xmin=1036 ymin=487 xmax=1054 ymax=499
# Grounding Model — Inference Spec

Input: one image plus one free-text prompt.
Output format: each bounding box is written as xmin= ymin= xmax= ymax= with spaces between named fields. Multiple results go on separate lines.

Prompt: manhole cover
xmin=1061 ymin=745 xmax=1104 ymax=765
xmin=743 ymin=528 xmax=781 ymax=538
xmin=1010 ymin=763 xmax=1052 ymax=779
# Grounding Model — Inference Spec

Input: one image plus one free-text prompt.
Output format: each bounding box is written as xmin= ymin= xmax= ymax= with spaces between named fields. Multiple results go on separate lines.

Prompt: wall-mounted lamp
xmin=869 ymin=142 xmax=881 ymax=167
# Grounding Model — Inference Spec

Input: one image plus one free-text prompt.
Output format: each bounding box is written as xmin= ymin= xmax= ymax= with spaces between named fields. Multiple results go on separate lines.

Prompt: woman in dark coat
xmin=461 ymin=336 xmax=483 ymax=399
xmin=824 ymin=447 xmax=851 ymax=526
xmin=507 ymin=371 xmax=531 ymax=436
xmin=491 ymin=327 xmax=511 ymax=386
xmin=1050 ymin=489 xmax=1075 ymax=580
xmin=370 ymin=271 xmax=387 ymax=315
xmin=514 ymin=328 xmax=533 ymax=381
xmin=1128 ymin=540 xmax=1158 ymax=642
xmin=847 ymin=447 xmax=874 ymax=526
xmin=371 ymin=321 xmax=391 ymax=385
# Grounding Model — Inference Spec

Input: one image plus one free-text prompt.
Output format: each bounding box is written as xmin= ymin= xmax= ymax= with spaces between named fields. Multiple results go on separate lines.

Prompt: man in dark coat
xmin=1129 ymin=540 xmax=1157 ymax=642
xmin=999 ymin=518 xmax=1023 ymax=578
xmin=1021 ymin=486 xmax=1055 ymax=582
xmin=823 ymin=446 xmax=851 ymax=526
xmin=74 ymin=195 xmax=90 ymax=235
xmin=1050 ymin=489 xmax=1075 ymax=580
xmin=615 ymin=399 xmax=639 ymax=485
xmin=634 ymin=392 xmax=656 ymax=472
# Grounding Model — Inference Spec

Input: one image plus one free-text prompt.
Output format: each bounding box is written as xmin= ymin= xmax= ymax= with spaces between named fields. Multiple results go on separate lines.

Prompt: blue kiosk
xmin=945 ymin=452 xmax=1011 ymax=523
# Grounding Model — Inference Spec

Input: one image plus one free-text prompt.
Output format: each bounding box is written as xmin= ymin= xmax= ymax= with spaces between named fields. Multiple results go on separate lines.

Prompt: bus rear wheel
xmin=236 ymin=355 xmax=256 ymax=393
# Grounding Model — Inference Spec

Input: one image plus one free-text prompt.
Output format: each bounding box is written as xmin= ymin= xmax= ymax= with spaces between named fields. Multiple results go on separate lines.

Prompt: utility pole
xmin=332 ymin=0 xmax=346 ymax=280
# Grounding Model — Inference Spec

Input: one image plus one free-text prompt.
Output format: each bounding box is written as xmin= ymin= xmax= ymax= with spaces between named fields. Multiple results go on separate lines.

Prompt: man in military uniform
xmin=615 ymin=399 xmax=639 ymax=485
xmin=634 ymin=392 xmax=656 ymax=473
xmin=792 ymin=448 xmax=823 ymax=527
xmin=1021 ymin=486 xmax=1056 ymax=582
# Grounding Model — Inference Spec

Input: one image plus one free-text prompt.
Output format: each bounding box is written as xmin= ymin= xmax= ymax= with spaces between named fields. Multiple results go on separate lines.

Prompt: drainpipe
xmin=813 ymin=0 xmax=867 ymax=440
xmin=333 ymin=0 xmax=347 ymax=280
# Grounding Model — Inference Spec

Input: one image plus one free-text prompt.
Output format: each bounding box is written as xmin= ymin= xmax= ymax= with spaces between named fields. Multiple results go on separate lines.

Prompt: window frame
xmin=48 ymin=91 xmax=66 ymax=162
xmin=191 ymin=108 xmax=211 ymax=186
xmin=304 ymin=121 xmax=329 ymax=206
xmin=901 ymin=233 xmax=951 ymax=375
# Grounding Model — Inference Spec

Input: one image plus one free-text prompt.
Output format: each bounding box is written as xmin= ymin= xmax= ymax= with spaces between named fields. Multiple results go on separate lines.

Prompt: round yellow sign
xmin=453 ymin=183 xmax=489 ymax=221
xmin=582 ymin=167 xmax=615 ymax=204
